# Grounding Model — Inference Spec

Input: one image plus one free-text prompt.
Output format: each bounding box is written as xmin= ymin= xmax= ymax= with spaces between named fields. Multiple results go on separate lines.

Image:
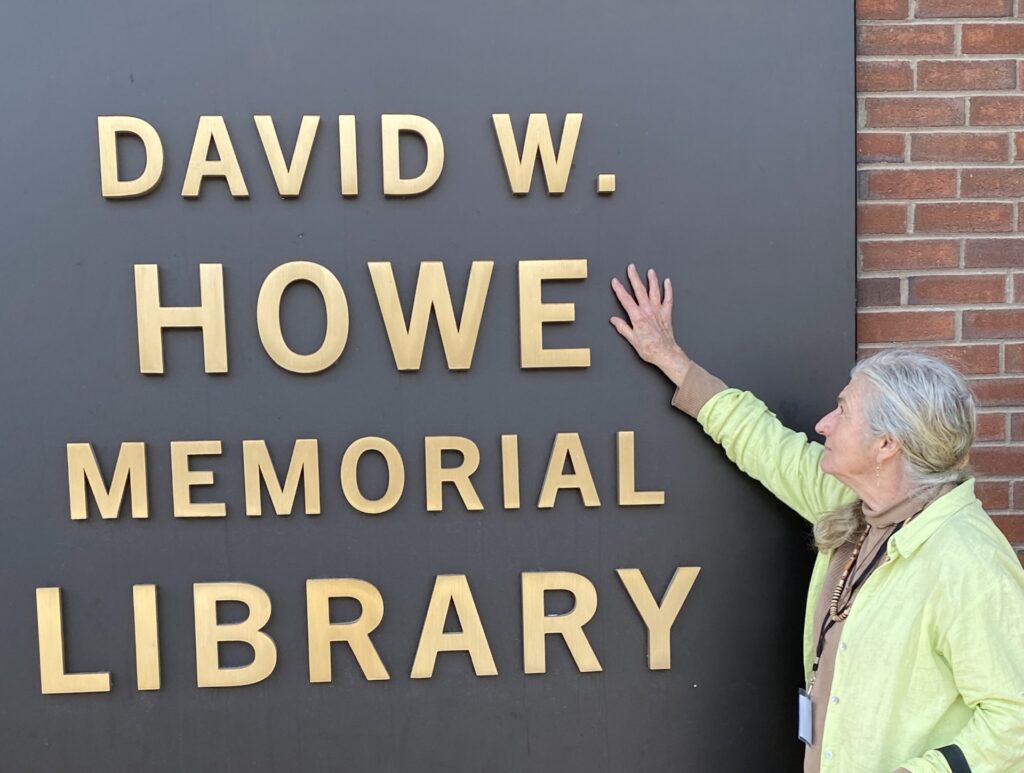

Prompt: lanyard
xmin=809 ymin=522 xmax=903 ymax=691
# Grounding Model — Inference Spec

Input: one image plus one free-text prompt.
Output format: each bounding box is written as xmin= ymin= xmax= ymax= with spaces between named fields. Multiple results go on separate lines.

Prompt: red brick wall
xmin=855 ymin=0 xmax=1024 ymax=558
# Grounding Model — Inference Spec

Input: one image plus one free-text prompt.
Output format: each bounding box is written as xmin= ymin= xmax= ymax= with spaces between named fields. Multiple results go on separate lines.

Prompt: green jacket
xmin=698 ymin=388 xmax=1024 ymax=772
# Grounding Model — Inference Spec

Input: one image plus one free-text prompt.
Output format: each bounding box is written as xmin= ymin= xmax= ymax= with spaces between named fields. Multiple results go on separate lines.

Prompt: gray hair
xmin=813 ymin=349 xmax=976 ymax=551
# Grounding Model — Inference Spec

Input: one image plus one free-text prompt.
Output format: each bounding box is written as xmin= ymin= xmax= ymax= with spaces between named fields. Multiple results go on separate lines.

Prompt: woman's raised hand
xmin=610 ymin=264 xmax=692 ymax=387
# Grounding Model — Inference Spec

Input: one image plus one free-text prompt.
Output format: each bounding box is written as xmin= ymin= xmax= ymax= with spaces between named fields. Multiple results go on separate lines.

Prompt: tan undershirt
xmin=670 ymin=364 xmax=950 ymax=773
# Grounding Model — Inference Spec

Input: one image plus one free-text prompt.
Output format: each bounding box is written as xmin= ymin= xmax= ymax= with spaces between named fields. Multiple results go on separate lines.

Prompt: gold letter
xmin=256 ymin=261 xmax=349 ymax=374
xmin=617 ymin=431 xmax=665 ymax=506
xmin=339 ymin=115 xmax=358 ymax=197
xmin=306 ymin=579 xmax=390 ymax=682
xmin=617 ymin=567 xmax=700 ymax=670
xmin=538 ymin=433 xmax=600 ymax=508
xmin=381 ymin=114 xmax=444 ymax=196
xmin=424 ymin=436 xmax=483 ymax=513
xmin=171 ymin=441 xmax=225 ymax=518
xmin=521 ymin=572 xmax=601 ymax=674
xmin=254 ymin=114 xmax=320 ymax=197
xmin=243 ymin=439 xmax=320 ymax=516
xmin=501 ymin=434 xmax=521 ymax=510
xmin=97 ymin=116 xmax=164 ymax=198
xmin=193 ymin=582 xmax=277 ymax=687
xmin=411 ymin=575 xmax=497 ymax=679
xmin=181 ymin=116 xmax=249 ymax=198
xmin=368 ymin=261 xmax=493 ymax=371
xmin=518 ymin=259 xmax=590 ymax=369
xmin=133 ymin=584 xmax=161 ymax=690
xmin=36 ymin=587 xmax=111 ymax=694
xmin=492 ymin=113 xmax=582 ymax=195
xmin=340 ymin=437 xmax=405 ymax=515
xmin=134 ymin=263 xmax=228 ymax=374
xmin=67 ymin=442 xmax=148 ymax=520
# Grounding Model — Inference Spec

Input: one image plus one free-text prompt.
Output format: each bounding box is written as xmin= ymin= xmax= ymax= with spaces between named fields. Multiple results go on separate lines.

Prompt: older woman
xmin=610 ymin=264 xmax=1024 ymax=772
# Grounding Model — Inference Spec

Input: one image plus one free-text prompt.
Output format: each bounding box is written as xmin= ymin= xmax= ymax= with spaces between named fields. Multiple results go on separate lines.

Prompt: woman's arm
xmin=610 ymin=265 xmax=855 ymax=523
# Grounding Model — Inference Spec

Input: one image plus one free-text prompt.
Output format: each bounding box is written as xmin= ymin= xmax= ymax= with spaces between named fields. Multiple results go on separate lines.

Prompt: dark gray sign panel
xmin=0 ymin=1 xmax=852 ymax=770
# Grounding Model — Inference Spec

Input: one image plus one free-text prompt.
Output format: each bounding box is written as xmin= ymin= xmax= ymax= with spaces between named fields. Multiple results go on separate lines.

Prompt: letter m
xmin=66 ymin=442 xmax=148 ymax=520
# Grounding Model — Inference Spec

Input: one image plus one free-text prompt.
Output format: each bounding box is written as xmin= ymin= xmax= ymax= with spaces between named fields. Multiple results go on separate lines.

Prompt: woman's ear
xmin=877 ymin=433 xmax=901 ymax=464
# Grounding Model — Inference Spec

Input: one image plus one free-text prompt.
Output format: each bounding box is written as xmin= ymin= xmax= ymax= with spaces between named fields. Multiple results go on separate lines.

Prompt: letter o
xmin=256 ymin=261 xmax=349 ymax=373
xmin=340 ymin=437 xmax=405 ymax=514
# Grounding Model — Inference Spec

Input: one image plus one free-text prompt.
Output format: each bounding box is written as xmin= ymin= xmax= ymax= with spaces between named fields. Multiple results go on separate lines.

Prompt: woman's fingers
xmin=613 ymin=265 xmax=675 ymax=333
xmin=611 ymin=277 xmax=640 ymax=320
xmin=648 ymin=268 xmax=661 ymax=305
xmin=626 ymin=264 xmax=648 ymax=306
xmin=609 ymin=316 xmax=636 ymax=346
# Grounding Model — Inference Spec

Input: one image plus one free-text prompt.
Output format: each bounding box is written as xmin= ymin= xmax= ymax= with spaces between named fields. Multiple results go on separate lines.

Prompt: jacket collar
xmin=887 ymin=478 xmax=976 ymax=560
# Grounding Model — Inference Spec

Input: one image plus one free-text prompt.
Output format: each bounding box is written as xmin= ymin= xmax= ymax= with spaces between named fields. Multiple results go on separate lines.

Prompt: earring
xmin=875 ymin=462 xmax=881 ymax=485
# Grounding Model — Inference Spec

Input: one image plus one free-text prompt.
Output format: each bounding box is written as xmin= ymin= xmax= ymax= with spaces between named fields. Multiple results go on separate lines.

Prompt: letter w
xmin=368 ymin=261 xmax=493 ymax=371
xmin=491 ymin=113 xmax=582 ymax=195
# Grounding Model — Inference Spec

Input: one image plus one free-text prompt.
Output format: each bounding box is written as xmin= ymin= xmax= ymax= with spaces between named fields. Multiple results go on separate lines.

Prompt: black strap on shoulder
xmin=937 ymin=744 xmax=971 ymax=773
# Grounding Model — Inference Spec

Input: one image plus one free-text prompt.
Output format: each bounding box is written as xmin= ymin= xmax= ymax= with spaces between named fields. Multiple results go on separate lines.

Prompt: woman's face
xmin=815 ymin=376 xmax=879 ymax=486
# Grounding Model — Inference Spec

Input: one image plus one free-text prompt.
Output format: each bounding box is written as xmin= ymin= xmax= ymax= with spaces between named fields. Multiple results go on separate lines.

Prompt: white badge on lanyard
xmin=798 ymin=688 xmax=813 ymax=745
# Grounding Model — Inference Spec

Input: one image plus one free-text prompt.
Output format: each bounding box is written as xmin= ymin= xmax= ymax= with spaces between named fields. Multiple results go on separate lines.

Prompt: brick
xmin=914 ymin=202 xmax=1015 ymax=233
xmin=1016 ymin=481 xmax=1024 ymax=510
xmin=971 ymin=97 xmax=1024 ymax=126
xmin=866 ymin=98 xmax=965 ymax=128
xmin=971 ymin=378 xmax=1024 ymax=405
xmin=857 ymin=311 xmax=955 ymax=342
xmin=976 ymin=413 xmax=1008 ymax=441
xmin=916 ymin=0 xmax=1012 ymax=17
xmin=858 ymin=133 xmax=906 ymax=163
xmin=924 ymin=344 xmax=1002 ymax=374
xmin=976 ymin=480 xmax=1010 ymax=510
xmin=860 ymin=239 xmax=959 ymax=270
xmin=992 ymin=515 xmax=1024 ymax=542
xmin=856 ymin=0 xmax=909 ymax=19
xmin=908 ymin=274 xmax=1006 ymax=304
xmin=962 ymin=23 xmax=1024 ymax=53
xmin=857 ymin=61 xmax=914 ymax=92
xmin=858 ymin=343 xmax=1000 ymax=374
xmin=963 ymin=309 xmax=1024 ymax=338
xmin=1015 ymin=132 xmax=1024 ymax=161
xmin=859 ymin=169 xmax=956 ymax=199
xmin=917 ymin=60 xmax=1016 ymax=91
xmin=964 ymin=239 xmax=1024 ymax=267
xmin=858 ymin=25 xmax=955 ymax=55
xmin=962 ymin=168 xmax=1024 ymax=198
xmin=1015 ymin=274 xmax=1024 ymax=302
xmin=911 ymin=133 xmax=1009 ymax=163
xmin=1009 ymin=343 xmax=1024 ymax=372
xmin=1012 ymin=413 xmax=1024 ymax=441
xmin=969 ymin=446 xmax=1024 ymax=474
xmin=857 ymin=277 xmax=901 ymax=307
xmin=857 ymin=203 xmax=908 ymax=234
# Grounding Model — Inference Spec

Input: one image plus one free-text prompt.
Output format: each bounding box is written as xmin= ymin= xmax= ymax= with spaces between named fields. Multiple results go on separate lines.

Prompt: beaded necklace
xmin=827 ymin=504 xmax=925 ymax=623
xmin=827 ymin=527 xmax=871 ymax=623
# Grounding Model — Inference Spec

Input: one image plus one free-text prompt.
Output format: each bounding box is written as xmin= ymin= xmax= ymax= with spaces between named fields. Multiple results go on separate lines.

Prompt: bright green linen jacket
xmin=697 ymin=388 xmax=1024 ymax=772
